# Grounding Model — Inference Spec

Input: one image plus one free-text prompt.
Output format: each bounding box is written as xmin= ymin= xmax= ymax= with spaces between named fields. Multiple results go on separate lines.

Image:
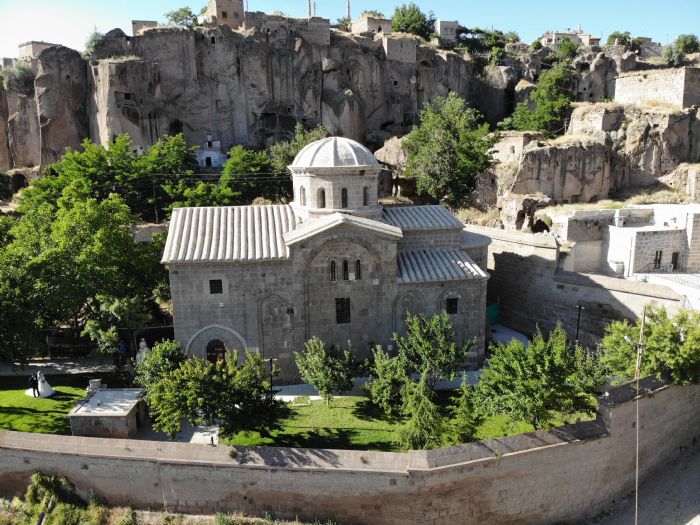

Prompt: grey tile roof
xmin=383 ymin=205 xmax=463 ymax=230
xmin=397 ymin=248 xmax=488 ymax=283
xmin=284 ymin=213 xmax=402 ymax=245
xmin=161 ymin=205 xmax=297 ymax=263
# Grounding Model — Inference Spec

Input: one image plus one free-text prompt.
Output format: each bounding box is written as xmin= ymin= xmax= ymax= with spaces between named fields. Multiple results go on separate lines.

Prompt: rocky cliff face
xmin=3 ymin=25 xmax=530 ymax=171
xmin=0 ymin=85 xmax=11 ymax=170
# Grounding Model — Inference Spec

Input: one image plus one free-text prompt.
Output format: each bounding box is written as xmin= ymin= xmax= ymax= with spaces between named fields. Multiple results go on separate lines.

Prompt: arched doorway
xmin=185 ymin=324 xmax=248 ymax=361
xmin=206 ymin=339 xmax=226 ymax=362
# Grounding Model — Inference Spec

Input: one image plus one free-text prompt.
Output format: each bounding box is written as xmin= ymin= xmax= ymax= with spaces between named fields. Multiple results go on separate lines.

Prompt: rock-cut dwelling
xmin=161 ymin=137 xmax=489 ymax=382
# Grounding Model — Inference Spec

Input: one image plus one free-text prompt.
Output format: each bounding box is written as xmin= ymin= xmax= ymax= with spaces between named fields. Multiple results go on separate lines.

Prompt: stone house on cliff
xmin=161 ymin=137 xmax=488 ymax=382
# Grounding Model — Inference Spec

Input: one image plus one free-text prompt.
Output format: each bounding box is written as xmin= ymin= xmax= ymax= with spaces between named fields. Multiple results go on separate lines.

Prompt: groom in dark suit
xmin=29 ymin=374 xmax=39 ymax=398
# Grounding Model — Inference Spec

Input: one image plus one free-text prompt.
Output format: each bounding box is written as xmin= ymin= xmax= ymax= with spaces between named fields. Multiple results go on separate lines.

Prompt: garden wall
xmin=465 ymin=225 xmax=684 ymax=346
xmin=1 ymin=381 xmax=699 ymax=525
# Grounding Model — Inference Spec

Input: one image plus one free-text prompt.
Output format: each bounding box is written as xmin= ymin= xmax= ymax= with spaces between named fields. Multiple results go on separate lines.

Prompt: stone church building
xmin=162 ymin=137 xmax=489 ymax=382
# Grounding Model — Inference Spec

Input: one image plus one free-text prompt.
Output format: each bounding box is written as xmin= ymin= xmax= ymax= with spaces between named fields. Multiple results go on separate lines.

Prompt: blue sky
xmin=1 ymin=0 xmax=698 ymax=58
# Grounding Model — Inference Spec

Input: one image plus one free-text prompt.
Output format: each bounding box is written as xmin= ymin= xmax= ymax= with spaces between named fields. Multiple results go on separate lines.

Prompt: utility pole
xmin=313 ymin=1 xmax=316 ymax=16
xmin=347 ymin=0 xmax=351 ymax=20
xmin=307 ymin=0 xmax=311 ymax=18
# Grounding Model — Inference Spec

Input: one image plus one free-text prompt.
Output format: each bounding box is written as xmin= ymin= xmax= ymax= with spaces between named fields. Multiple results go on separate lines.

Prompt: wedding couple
xmin=26 ymin=371 xmax=56 ymax=398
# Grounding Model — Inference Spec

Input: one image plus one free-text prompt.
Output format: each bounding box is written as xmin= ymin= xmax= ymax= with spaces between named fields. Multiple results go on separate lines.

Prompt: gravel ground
xmin=597 ymin=450 xmax=700 ymax=525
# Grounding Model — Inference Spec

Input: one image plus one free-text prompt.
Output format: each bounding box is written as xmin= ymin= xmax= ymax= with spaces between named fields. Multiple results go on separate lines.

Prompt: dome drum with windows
xmin=289 ymin=137 xmax=383 ymax=221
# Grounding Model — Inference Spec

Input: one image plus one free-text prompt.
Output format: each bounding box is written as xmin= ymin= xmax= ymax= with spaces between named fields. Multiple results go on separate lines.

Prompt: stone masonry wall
xmin=465 ymin=225 xmax=683 ymax=346
xmin=1 ymin=382 xmax=699 ymax=524
xmin=615 ymin=68 xmax=688 ymax=108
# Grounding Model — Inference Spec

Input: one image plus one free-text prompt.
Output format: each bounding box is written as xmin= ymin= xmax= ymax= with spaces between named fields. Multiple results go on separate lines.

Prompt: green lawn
xmin=227 ymin=396 xmax=594 ymax=452
xmin=0 ymin=374 xmax=129 ymax=434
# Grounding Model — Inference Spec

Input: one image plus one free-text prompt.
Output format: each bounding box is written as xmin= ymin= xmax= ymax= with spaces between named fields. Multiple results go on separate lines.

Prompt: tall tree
xmin=508 ymin=61 xmax=573 ymax=137
xmin=21 ymin=133 xmax=197 ymax=222
xmin=165 ymin=6 xmax=198 ymax=27
xmin=600 ymin=307 xmax=700 ymax=385
xmin=295 ymin=337 xmax=354 ymax=405
xmin=476 ymin=325 xmax=599 ymax=429
xmin=445 ymin=375 xmax=479 ymax=445
xmin=398 ymin=372 xmax=444 ymax=450
xmin=147 ymin=351 xmax=283 ymax=438
xmin=391 ymin=3 xmax=434 ymax=40
xmin=365 ymin=345 xmax=408 ymax=416
xmin=221 ymin=145 xmax=275 ymax=203
xmin=269 ymin=124 xmax=328 ymax=174
xmin=402 ymin=92 xmax=495 ymax=207
xmin=394 ymin=311 xmax=472 ymax=391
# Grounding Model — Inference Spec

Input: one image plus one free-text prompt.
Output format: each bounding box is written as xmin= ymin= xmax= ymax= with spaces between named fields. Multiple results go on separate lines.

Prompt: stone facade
xmin=615 ymin=67 xmax=700 ymax=109
xmin=552 ymin=205 xmax=700 ymax=277
xmin=382 ymin=34 xmax=417 ymax=64
xmin=131 ymin=20 xmax=158 ymax=36
xmin=164 ymin=138 xmax=488 ymax=382
xmin=490 ymin=131 xmax=542 ymax=164
xmin=200 ymin=0 xmax=244 ymax=30
xmin=351 ymin=16 xmax=392 ymax=35
xmin=17 ymin=41 xmax=57 ymax=60
xmin=243 ymin=12 xmax=331 ymax=47
xmin=2 ymin=381 xmax=699 ymax=524
xmin=435 ymin=20 xmax=459 ymax=43
xmin=67 ymin=389 xmax=147 ymax=439
xmin=540 ymin=27 xmax=601 ymax=47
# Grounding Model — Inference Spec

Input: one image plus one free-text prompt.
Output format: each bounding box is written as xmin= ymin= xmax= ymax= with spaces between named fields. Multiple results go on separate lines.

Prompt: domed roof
xmin=291 ymin=137 xmax=379 ymax=169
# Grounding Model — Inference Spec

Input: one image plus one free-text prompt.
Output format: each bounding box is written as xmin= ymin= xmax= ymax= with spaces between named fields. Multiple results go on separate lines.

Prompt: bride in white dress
xmin=36 ymin=371 xmax=56 ymax=398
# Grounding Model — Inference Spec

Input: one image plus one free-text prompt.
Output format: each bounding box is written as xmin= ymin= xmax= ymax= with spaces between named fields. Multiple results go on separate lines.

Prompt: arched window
xmin=206 ymin=339 xmax=226 ymax=363
xmin=342 ymin=260 xmax=349 ymax=281
xmin=362 ymin=186 xmax=369 ymax=206
xmin=330 ymin=260 xmax=337 ymax=282
xmin=341 ymin=188 xmax=348 ymax=209
xmin=300 ymin=186 xmax=306 ymax=206
xmin=355 ymin=260 xmax=362 ymax=280
xmin=317 ymin=188 xmax=326 ymax=208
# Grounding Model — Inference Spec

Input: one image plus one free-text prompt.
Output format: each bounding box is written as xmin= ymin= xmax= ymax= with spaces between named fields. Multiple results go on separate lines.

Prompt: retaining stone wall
xmin=1 ymin=382 xmax=698 ymax=524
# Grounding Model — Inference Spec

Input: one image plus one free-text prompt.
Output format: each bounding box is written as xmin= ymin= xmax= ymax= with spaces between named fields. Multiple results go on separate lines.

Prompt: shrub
xmin=489 ymin=46 xmax=506 ymax=66
xmin=2 ymin=62 xmax=35 ymax=95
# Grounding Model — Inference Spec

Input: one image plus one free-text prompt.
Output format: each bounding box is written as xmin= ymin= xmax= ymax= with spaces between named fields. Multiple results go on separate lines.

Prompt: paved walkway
xmin=0 ymin=356 xmax=116 ymax=376
xmin=597 ymin=449 xmax=700 ymax=525
xmin=135 ymin=419 xmax=219 ymax=445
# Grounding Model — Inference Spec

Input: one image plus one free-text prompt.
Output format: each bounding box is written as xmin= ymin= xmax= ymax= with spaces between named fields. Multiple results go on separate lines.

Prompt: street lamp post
xmin=268 ymin=357 xmax=278 ymax=396
xmin=575 ymin=304 xmax=585 ymax=346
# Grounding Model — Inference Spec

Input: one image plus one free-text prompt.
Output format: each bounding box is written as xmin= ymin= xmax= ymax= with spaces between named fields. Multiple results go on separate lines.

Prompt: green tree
xmin=606 ymin=31 xmax=642 ymax=53
xmin=360 ymin=10 xmax=385 ymax=18
xmin=445 ymin=375 xmax=478 ymax=445
xmin=398 ymin=372 xmax=443 ymax=450
xmin=394 ymin=311 xmax=472 ymax=391
xmin=221 ymin=145 xmax=275 ymax=203
xmin=269 ymin=123 xmax=328 ymax=179
xmin=21 ymin=133 xmax=197 ymax=221
xmin=600 ymin=307 xmax=700 ymax=385
xmin=1 ymin=194 xmax=167 ymax=360
xmin=165 ymin=6 xmax=198 ymax=27
xmin=391 ymin=3 xmax=434 ymax=40
xmin=147 ymin=351 xmax=283 ymax=438
xmin=489 ymin=46 xmax=507 ymax=66
xmin=134 ymin=340 xmax=185 ymax=394
xmin=295 ymin=337 xmax=354 ymax=405
xmin=509 ymin=61 xmax=573 ymax=137
xmin=673 ymin=34 xmax=699 ymax=54
xmin=365 ymin=345 xmax=408 ymax=415
xmin=504 ymin=31 xmax=520 ymax=43
xmin=531 ymin=38 xmax=543 ymax=51
xmin=555 ymin=36 xmax=578 ymax=60
xmin=663 ymin=45 xmax=685 ymax=67
xmin=82 ymin=28 xmax=105 ymax=58
xmin=476 ymin=325 xmax=598 ymax=429
xmin=336 ymin=17 xmax=351 ymax=30
xmin=402 ymin=92 xmax=496 ymax=207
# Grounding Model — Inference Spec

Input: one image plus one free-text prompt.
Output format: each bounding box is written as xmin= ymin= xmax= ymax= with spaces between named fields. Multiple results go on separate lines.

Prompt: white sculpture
xmin=136 ymin=338 xmax=151 ymax=365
